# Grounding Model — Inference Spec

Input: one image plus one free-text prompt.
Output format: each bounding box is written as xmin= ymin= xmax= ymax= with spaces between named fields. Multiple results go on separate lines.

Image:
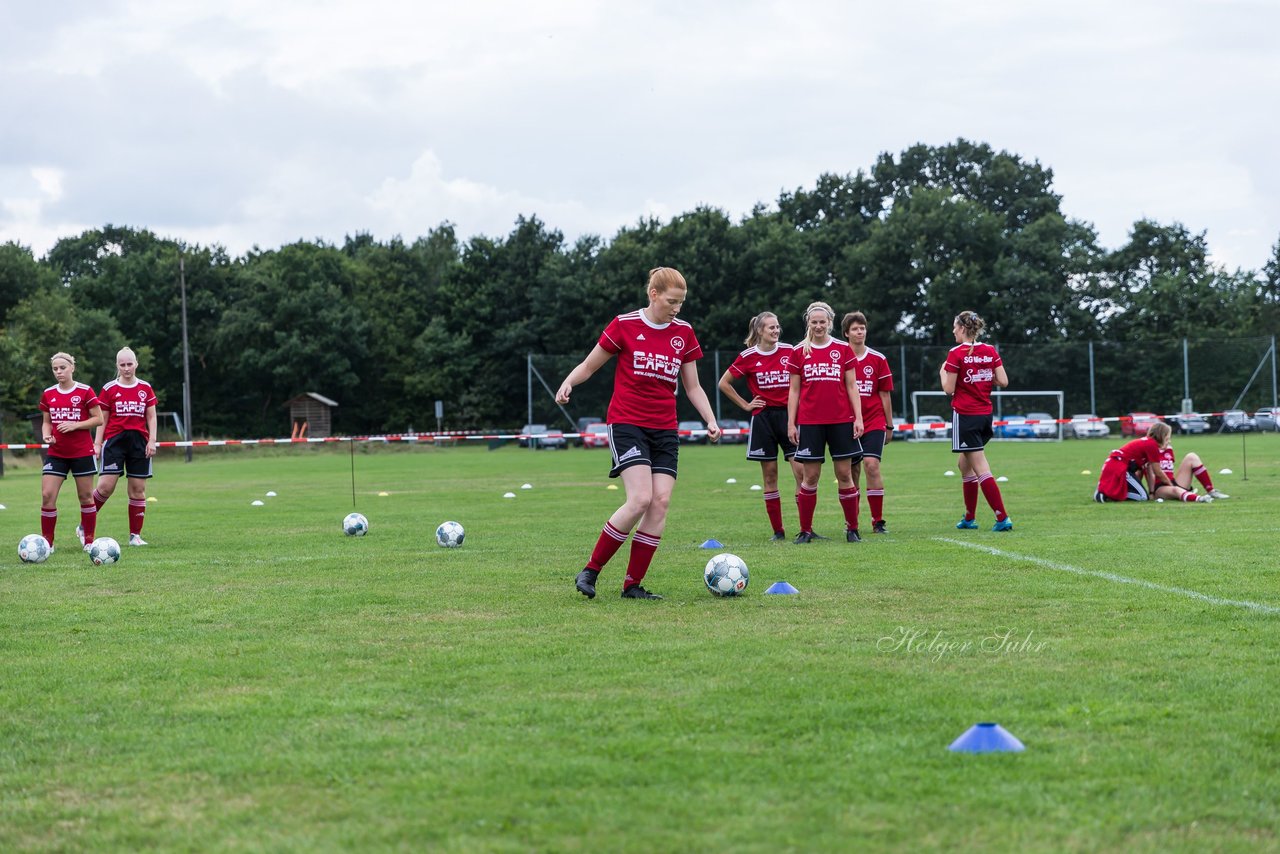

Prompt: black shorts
xmin=42 ymin=454 xmax=97 ymax=479
xmin=952 ymin=413 xmax=993 ymax=453
xmin=100 ymin=431 xmax=153 ymax=479
xmin=746 ymin=407 xmax=796 ymax=462
xmin=608 ymin=424 xmax=679 ymax=479
xmin=796 ymin=423 xmax=863 ymax=463
xmin=857 ymin=429 xmax=887 ymax=460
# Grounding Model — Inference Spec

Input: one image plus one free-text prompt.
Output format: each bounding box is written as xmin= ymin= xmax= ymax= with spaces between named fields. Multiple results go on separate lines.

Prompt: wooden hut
xmin=284 ymin=393 xmax=338 ymax=439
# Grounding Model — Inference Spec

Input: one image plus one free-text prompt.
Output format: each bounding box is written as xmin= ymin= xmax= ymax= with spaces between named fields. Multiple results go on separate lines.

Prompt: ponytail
xmin=744 ymin=312 xmax=777 ymax=348
xmin=798 ymin=301 xmax=835 ymax=357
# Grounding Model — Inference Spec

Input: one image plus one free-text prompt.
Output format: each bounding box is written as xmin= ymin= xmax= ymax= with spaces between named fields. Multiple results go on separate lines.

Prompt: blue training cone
xmin=699 ymin=539 xmax=724 ymax=549
xmin=948 ymin=722 xmax=1025 ymax=753
xmin=764 ymin=581 xmax=799 ymax=595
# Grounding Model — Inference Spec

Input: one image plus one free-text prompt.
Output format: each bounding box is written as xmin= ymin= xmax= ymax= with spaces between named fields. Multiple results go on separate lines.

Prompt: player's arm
xmin=843 ymin=371 xmax=864 ymax=437
xmin=994 ymin=365 xmax=1009 ymax=389
xmin=940 ymin=364 xmax=958 ymax=396
xmin=717 ymin=369 xmax=757 ymax=414
xmin=41 ymin=411 xmax=54 ymax=445
xmin=880 ymin=389 xmax=893 ymax=443
xmin=556 ymin=345 xmax=612 ymax=404
xmin=681 ymin=362 xmax=720 ymax=443
xmin=787 ymin=375 xmax=801 ymax=445
xmin=83 ymin=404 xmax=105 ymax=432
xmin=145 ymin=404 xmax=158 ymax=457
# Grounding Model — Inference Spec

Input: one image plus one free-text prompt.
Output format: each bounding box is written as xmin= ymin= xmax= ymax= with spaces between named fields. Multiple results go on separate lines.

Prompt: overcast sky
xmin=2 ymin=0 xmax=1277 ymax=271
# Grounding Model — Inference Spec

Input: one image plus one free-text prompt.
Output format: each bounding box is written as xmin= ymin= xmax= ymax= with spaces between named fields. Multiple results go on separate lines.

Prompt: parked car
xmin=1067 ymin=414 xmax=1110 ymax=439
xmin=719 ymin=419 xmax=749 ymax=444
xmin=913 ymin=414 xmax=950 ymax=440
xmin=581 ymin=421 xmax=609 ymax=448
xmin=1170 ymin=413 xmax=1210 ymax=435
xmin=678 ymin=420 xmax=708 ymax=444
xmin=520 ymin=423 xmax=566 ymax=449
xmin=575 ymin=415 xmax=604 ymax=446
xmin=1025 ymin=411 xmax=1058 ymax=439
xmin=996 ymin=415 xmax=1035 ymax=439
xmin=892 ymin=416 xmax=912 ymax=442
xmin=1220 ymin=410 xmax=1256 ymax=433
xmin=1121 ymin=411 xmax=1162 ymax=437
xmin=1253 ymin=406 xmax=1280 ymax=432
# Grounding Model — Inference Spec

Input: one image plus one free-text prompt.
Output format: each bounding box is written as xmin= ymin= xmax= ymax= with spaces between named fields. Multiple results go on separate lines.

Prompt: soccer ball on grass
xmin=18 ymin=534 xmax=51 ymax=563
xmin=88 ymin=537 xmax=121 ymax=566
xmin=435 ymin=521 xmax=465 ymax=548
xmin=704 ymin=552 xmax=749 ymax=597
xmin=343 ymin=512 xmax=369 ymax=537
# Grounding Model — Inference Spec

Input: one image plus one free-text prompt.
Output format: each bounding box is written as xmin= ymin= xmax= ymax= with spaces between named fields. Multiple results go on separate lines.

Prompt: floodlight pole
xmin=179 ymin=254 xmax=193 ymax=463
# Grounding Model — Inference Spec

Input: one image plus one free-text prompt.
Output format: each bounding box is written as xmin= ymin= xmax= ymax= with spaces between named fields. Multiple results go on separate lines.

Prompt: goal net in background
xmin=910 ymin=391 xmax=1064 ymax=441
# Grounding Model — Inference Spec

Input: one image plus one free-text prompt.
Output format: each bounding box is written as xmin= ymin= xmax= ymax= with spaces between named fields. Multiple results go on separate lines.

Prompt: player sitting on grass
xmin=1148 ymin=422 xmax=1229 ymax=502
xmin=1095 ymin=422 xmax=1211 ymax=503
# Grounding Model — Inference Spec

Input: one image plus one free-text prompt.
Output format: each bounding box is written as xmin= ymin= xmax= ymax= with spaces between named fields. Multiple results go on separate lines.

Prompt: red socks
xmin=978 ymin=474 xmax=1008 ymax=522
xmin=587 ymin=521 xmax=629 ymax=571
xmin=624 ymin=530 xmax=661 ymax=588
xmin=838 ymin=486 xmax=861 ymax=531
xmin=1193 ymin=465 xmax=1214 ymax=492
xmin=41 ymin=507 xmax=56 ymax=546
xmin=81 ymin=503 xmax=97 ymax=543
xmin=796 ymin=484 xmax=818 ymax=533
xmin=962 ymin=476 xmax=979 ymax=520
xmin=763 ymin=491 xmax=783 ymax=534
xmin=867 ymin=489 xmax=884 ymax=524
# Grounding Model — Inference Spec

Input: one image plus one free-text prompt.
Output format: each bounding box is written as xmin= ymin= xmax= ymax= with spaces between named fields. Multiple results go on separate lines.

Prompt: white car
xmin=1068 ymin=414 xmax=1110 ymax=439
xmin=1025 ymin=411 xmax=1058 ymax=439
xmin=913 ymin=414 xmax=951 ymax=440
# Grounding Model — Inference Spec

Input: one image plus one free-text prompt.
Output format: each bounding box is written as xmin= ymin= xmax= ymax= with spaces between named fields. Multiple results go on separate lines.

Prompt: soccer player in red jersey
xmin=1144 ymin=422 xmax=1221 ymax=503
xmin=940 ymin=311 xmax=1013 ymax=530
xmin=557 ymin=267 xmax=721 ymax=600
xmin=93 ymin=347 xmax=159 ymax=546
xmin=786 ymin=301 xmax=866 ymax=543
xmin=38 ymin=352 xmax=104 ymax=552
xmin=718 ymin=311 xmax=803 ymax=540
xmin=1093 ymin=422 xmax=1190 ymax=502
xmin=842 ymin=311 xmax=895 ymax=535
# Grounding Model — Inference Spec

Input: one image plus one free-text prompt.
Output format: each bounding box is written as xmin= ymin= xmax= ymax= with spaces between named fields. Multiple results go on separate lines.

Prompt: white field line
xmin=935 ymin=538 xmax=1280 ymax=616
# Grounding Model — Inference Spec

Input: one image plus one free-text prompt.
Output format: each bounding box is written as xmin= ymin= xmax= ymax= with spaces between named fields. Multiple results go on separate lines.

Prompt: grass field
xmin=2 ymin=434 xmax=1278 ymax=852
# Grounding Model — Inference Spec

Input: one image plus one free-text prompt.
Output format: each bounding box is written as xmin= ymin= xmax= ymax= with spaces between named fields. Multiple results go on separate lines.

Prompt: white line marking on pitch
xmin=935 ymin=538 xmax=1280 ymax=615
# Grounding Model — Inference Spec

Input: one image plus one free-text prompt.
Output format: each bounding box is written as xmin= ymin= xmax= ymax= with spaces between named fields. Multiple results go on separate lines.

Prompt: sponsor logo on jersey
xmin=71 ymin=394 xmax=83 ymax=406
xmin=863 ymin=365 xmax=873 ymax=377
xmin=829 ymin=349 xmax=841 ymax=362
xmin=632 ymin=351 xmax=681 ymax=380
xmin=963 ymin=368 xmax=994 ymax=384
xmin=670 ymin=336 xmax=685 ymax=353
xmin=618 ymin=446 xmax=642 ymax=462
xmin=804 ymin=362 xmax=843 ymax=380
xmin=780 ymin=356 xmax=790 ymax=368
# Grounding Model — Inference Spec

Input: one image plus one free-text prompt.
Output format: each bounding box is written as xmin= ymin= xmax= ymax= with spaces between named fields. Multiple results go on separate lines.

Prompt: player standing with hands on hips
xmin=940 ymin=310 xmax=1012 ymax=531
xmin=39 ymin=352 xmax=105 ymax=553
xmin=717 ymin=311 xmax=804 ymax=541
xmin=557 ymin=267 xmax=721 ymax=600
xmin=91 ymin=347 xmax=158 ymax=546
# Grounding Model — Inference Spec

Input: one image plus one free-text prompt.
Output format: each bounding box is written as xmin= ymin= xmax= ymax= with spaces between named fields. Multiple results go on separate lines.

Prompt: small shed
xmin=284 ymin=392 xmax=338 ymax=439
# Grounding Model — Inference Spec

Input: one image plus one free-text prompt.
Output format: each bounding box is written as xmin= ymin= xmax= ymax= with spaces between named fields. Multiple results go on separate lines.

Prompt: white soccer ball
xmin=704 ymin=552 xmax=749 ymax=597
xmin=435 ymin=520 xmax=465 ymax=548
xmin=343 ymin=512 xmax=369 ymax=537
xmin=18 ymin=534 xmax=51 ymax=564
xmin=88 ymin=537 xmax=121 ymax=566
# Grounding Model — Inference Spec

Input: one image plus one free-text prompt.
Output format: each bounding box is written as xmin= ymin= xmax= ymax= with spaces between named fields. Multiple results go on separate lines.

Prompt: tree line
xmin=2 ymin=139 xmax=1277 ymax=438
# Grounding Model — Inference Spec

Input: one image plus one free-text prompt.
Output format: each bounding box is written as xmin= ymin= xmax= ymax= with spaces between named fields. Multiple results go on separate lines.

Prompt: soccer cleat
xmin=956 ymin=518 xmax=979 ymax=530
xmin=793 ymin=531 xmax=827 ymax=544
xmin=47 ymin=545 xmax=55 ymax=555
xmin=575 ymin=568 xmax=599 ymax=599
xmin=128 ymin=534 xmax=148 ymax=546
xmin=1208 ymin=489 xmax=1230 ymax=499
xmin=621 ymin=585 xmax=663 ymax=600
xmin=1197 ymin=495 xmax=1214 ymax=503
xmin=845 ymin=528 xmax=862 ymax=543
xmin=76 ymin=525 xmax=85 ymax=545
xmin=872 ymin=520 xmax=887 ymax=534
xmin=993 ymin=518 xmax=1014 ymax=532
xmin=769 ymin=531 xmax=787 ymax=542
xmin=1093 ymin=491 xmax=1107 ymax=503
xmin=83 ymin=543 xmax=93 ymax=553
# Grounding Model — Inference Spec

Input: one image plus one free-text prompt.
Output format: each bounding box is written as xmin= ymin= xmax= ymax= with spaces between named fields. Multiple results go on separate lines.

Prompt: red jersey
xmin=600 ymin=311 xmax=703 ymax=430
xmin=944 ymin=342 xmax=1003 ymax=415
xmin=727 ymin=343 xmax=793 ymax=408
xmin=1116 ymin=437 xmax=1162 ymax=468
xmin=787 ymin=338 xmax=856 ymax=424
xmin=99 ymin=378 xmax=157 ymax=441
xmin=1158 ymin=446 xmax=1176 ymax=478
xmin=39 ymin=383 xmax=101 ymax=459
xmin=850 ymin=347 xmax=894 ymax=431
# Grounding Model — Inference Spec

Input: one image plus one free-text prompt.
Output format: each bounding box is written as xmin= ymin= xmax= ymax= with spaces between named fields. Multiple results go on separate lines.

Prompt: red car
xmin=581 ymin=422 xmax=609 ymax=448
xmin=1121 ymin=411 xmax=1162 ymax=437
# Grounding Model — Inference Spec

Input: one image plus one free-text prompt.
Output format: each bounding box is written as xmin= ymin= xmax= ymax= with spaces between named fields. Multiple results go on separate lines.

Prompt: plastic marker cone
xmin=607 ymin=484 xmax=619 ymax=490
xmin=378 ymin=491 xmax=390 ymax=497
xmin=944 ymin=471 xmax=956 ymax=477
xmin=521 ymin=483 xmax=533 ymax=489
xmin=1220 ymin=468 xmax=1232 ymax=475
xmin=0 ymin=504 xmax=6 ymax=510
xmin=750 ymin=484 xmax=762 ymax=491
xmin=765 ymin=581 xmax=799 ymax=595
xmin=996 ymin=476 xmax=1008 ymax=482
xmin=1081 ymin=470 xmax=1091 ymax=475
xmin=700 ymin=538 xmax=724 ymax=549
xmin=503 ymin=492 xmax=516 ymax=498
xmin=266 ymin=491 xmax=277 ymax=497
xmin=251 ymin=500 xmax=264 ymax=506
xmin=948 ymin=722 xmax=1025 ymax=753
xmin=726 ymin=478 xmax=737 ymax=484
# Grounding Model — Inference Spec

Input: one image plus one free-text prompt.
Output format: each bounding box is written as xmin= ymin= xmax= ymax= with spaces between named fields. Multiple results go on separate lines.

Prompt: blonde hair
xmin=50 ymin=352 xmax=76 ymax=368
xmin=647 ymin=267 xmax=687 ymax=295
xmin=798 ymin=301 xmax=835 ymax=356
xmin=954 ymin=310 xmax=986 ymax=356
xmin=1146 ymin=421 xmax=1172 ymax=447
xmin=744 ymin=312 xmax=778 ymax=348
xmin=115 ymin=347 xmax=138 ymax=380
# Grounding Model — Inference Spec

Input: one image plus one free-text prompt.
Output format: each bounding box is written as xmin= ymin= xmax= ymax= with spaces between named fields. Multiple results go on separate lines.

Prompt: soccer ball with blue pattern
xmin=435 ymin=521 xmax=465 ymax=548
xmin=343 ymin=512 xmax=369 ymax=537
xmin=704 ymin=552 xmax=749 ymax=597
xmin=88 ymin=537 xmax=121 ymax=566
xmin=18 ymin=534 xmax=51 ymax=564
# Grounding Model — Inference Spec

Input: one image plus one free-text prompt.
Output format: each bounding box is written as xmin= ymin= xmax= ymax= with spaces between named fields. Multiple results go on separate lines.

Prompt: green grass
xmin=1 ymin=435 xmax=1279 ymax=852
